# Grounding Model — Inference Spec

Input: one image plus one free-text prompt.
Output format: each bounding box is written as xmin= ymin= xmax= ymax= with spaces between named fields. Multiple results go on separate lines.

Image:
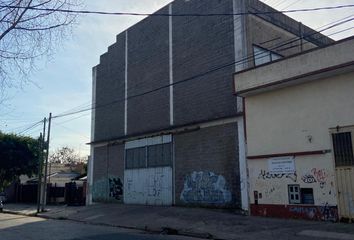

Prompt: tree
xmin=0 ymin=0 xmax=81 ymax=101
xmin=49 ymin=146 xmax=84 ymax=164
xmin=0 ymin=132 xmax=40 ymax=191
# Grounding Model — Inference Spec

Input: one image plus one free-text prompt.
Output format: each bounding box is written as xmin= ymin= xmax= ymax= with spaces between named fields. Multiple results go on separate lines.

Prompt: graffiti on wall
xmin=264 ymin=184 xmax=282 ymax=199
xmin=180 ymin=171 xmax=232 ymax=205
xmin=258 ymin=170 xmax=297 ymax=183
xmin=92 ymin=178 xmax=107 ymax=201
xmin=92 ymin=176 xmax=123 ymax=202
xmin=301 ymin=168 xmax=329 ymax=188
xmin=124 ymin=167 xmax=172 ymax=205
xmin=251 ymin=204 xmax=338 ymax=221
xmin=311 ymin=168 xmax=328 ymax=188
xmin=301 ymin=174 xmax=317 ymax=184
xmin=289 ymin=203 xmax=338 ymax=221
xmin=147 ymin=174 xmax=164 ymax=198
xmin=109 ymin=177 xmax=123 ymax=200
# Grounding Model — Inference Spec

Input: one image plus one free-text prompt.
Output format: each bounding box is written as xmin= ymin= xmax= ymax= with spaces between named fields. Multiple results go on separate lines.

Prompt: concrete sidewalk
xmin=3 ymin=203 xmax=354 ymax=240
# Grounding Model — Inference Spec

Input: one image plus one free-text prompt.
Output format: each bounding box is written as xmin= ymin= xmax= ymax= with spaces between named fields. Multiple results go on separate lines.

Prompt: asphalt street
xmin=0 ymin=213 xmax=203 ymax=240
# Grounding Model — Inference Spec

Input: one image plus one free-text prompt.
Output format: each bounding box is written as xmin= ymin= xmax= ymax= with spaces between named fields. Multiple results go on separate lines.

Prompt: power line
xmin=273 ymin=25 xmax=354 ymax=52
xmin=17 ymin=120 xmax=44 ymax=135
xmin=52 ymin=122 xmax=90 ymax=140
xmin=281 ymin=0 xmax=302 ymax=11
xmin=54 ymin=14 xmax=354 ymax=121
xmin=5 ymin=120 xmax=43 ymax=133
xmin=1 ymin=4 xmax=354 ymax=17
xmin=51 ymin=17 xmax=353 ymax=120
xmin=55 ymin=112 xmax=91 ymax=125
xmin=273 ymin=0 xmax=289 ymax=8
xmin=5 ymin=14 xmax=353 ymax=134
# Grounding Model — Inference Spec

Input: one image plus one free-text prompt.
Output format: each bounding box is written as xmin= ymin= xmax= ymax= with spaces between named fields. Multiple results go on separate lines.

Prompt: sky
xmin=0 ymin=0 xmax=353 ymax=158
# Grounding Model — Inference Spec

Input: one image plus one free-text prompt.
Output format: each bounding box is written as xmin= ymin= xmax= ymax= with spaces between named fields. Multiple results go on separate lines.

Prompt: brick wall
xmin=92 ymin=0 xmax=333 ymax=143
xmin=92 ymin=144 xmax=125 ymax=202
xmin=94 ymin=33 xmax=126 ymax=142
xmin=93 ymin=0 xmax=240 ymax=143
xmin=174 ymin=122 xmax=240 ymax=208
xmin=127 ymin=6 xmax=170 ymax=135
xmin=172 ymin=0 xmax=238 ymax=126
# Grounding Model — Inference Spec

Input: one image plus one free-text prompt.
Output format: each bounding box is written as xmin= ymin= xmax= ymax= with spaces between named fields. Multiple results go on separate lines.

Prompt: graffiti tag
xmin=109 ymin=177 xmax=123 ymax=200
xmin=258 ymin=170 xmax=297 ymax=183
xmin=301 ymin=168 xmax=328 ymax=188
xmin=301 ymin=174 xmax=317 ymax=184
xmin=289 ymin=204 xmax=338 ymax=221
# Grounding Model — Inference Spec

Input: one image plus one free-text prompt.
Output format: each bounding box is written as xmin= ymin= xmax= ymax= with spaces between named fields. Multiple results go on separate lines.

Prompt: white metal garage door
xmin=123 ymin=135 xmax=173 ymax=206
xmin=124 ymin=167 xmax=172 ymax=205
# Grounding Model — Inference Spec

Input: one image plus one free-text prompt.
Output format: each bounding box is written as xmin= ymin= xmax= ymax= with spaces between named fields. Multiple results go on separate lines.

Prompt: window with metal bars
xmin=332 ymin=132 xmax=354 ymax=167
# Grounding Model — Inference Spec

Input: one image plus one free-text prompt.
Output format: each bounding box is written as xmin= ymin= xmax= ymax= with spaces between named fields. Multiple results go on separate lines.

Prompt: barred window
xmin=332 ymin=132 xmax=354 ymax=167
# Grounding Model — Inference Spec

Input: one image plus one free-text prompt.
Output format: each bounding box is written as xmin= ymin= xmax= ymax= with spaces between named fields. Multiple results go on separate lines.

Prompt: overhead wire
xmin=17 ymin=120 xmax=44 ymax=135
xmin=281 ymin=0 xmax=302 ymax=11
xmin=54 ymin=13 xmax=354 ymax=121
xmin=52 ymin=122 xmax=90 ymax=140
xmin=3 ymin=7 xmax=354 ymax=136
xmin=0 ymin=4 xmax=354 ymax=17
xmin=51 ymin=16 xmax=354 ymax=120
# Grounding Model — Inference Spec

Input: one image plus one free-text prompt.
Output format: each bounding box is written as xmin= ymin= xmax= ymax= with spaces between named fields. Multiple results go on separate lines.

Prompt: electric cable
xmin=1 ymin=4 xmax=354 ymax=17
xmin=51 ymin=17 xmax=354 ymax=120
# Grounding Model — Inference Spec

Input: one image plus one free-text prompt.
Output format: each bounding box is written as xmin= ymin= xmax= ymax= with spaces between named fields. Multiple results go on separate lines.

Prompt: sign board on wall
xmin=268 ymin=156 xmax=295 ymax=174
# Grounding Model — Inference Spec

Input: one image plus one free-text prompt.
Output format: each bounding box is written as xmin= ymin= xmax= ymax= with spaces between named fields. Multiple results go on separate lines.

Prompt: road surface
xmin=0 ymin=213 xmax=202 ymax=240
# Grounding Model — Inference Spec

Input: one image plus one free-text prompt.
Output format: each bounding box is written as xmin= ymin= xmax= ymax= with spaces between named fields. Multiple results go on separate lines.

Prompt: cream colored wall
xmin=249 ymin=154 xmax=336 ymax=205
xmin=246 ymin=72 xmax=354 ymax=205
xmin=246 ymin=72 xmax=354 ymax=156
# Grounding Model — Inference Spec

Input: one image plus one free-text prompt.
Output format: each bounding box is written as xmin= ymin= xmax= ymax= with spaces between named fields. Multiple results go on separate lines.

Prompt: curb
xmin=2 ymin=210 xmax=216 ymax=239
xmin=2 ymin=209 xmax=37 ymax=217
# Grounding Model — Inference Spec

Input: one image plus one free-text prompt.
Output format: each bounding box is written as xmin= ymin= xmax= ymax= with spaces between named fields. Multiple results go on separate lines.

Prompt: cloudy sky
xmin=0 ymin=0 xmax=353 ymax=157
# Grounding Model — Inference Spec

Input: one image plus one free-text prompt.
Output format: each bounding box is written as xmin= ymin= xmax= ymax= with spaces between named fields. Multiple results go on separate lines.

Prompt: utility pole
xmin=42 ymin=113 xmax=52 ymax=212
xmin=36 ymin=132 xmax=43 ymax=214
xmin=38 ymin=118 xmax=47 ymax=213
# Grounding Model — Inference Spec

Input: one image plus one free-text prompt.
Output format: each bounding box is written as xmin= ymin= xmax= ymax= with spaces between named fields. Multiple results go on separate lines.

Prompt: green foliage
xmin=0 ymin=132 xmax=40 ymax=191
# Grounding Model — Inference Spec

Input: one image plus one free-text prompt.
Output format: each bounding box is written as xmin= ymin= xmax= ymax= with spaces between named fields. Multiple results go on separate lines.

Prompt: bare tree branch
xmin=0 ymin=0 xmax=81 ymax=102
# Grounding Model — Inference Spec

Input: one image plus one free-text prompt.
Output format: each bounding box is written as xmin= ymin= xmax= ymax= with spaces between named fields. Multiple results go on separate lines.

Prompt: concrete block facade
xmin=94 ymin=35 xmax=126 ymax=142
xmin=92 ymin=144 xmax=124 ymax=202
xmin=173 ymin=0 xmax=237 ymax=125
xmin=90 ymin=0 xmax=332 ymax=209
xmin=175 ymin=123 xmax=239 ymax=207
xmin=127 ymin=7 xmax=170 ymax=135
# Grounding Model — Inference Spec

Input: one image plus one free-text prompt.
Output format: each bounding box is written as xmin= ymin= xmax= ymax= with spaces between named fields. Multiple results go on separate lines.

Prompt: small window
xmin=288 ymin=184 xmax=301 ymax=204
xmin=332 ymin=132 xmax=354 ymax=167
xmin=288 ymin=185 xmax=315 ymax=205
xmin=301 ymin=188 xmax=314 ymax=204
xmin=253 ymin=45 xmax=282 ymax=66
